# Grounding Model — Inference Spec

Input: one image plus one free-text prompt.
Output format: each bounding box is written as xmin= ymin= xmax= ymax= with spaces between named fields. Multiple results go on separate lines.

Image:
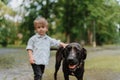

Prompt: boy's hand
xmin=29 ymin=57 xmax=35 ymax=64
xmin=63 ymin=44 xmax=68 ymax=48
xmin=60 ymin=42 xmax=68 ymax=48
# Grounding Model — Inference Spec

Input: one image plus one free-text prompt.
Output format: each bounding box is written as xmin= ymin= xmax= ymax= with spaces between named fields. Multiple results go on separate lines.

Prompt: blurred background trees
xmin=0 ymin=0 xmax=17 ymax=47
xmin=0 ymin=0 xmax=120 ymax=47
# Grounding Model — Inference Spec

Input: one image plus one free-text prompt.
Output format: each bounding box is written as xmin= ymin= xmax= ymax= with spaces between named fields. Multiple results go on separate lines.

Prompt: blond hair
xmin=34 ymin=17 xmax=48 ymax=28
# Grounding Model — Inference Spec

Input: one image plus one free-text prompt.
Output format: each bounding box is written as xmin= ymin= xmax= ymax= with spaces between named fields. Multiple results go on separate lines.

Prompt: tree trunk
xmin=87 ymin=29 xmax=93 ymax=45
xmin=65 ymin=33 xmax=70 ymax=43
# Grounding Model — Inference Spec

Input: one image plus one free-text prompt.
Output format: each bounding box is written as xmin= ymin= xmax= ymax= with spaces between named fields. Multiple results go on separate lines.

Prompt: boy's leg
xmin=31 ymin=64 xmax=45 ymax=80
xmin=39 ymin=65 xmax=45 ymax=74
xmin=38 ymin=65 xmax=45 ymax=79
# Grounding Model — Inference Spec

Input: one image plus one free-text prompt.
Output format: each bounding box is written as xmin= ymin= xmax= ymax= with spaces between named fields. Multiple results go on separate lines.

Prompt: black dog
xmin=54 ymin=43 xmax=87 ymax=80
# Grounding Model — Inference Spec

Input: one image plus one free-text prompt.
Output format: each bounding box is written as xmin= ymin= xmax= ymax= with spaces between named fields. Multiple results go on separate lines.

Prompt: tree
xmin=0 ymin=1 xmax=17 ymax=47
xmin=0 ymin=18 xmax=17 ymax=47
xmin=19 ymin=0 xmax=120 ymax=45
xmin=20 ymin=0 xmax=58 ymax=43
xmin=0 ymin=1 xmax=16 ymax=16
xmin=53 ymin=0 xmax=90 ymax=43
xmin=86 ymin=0 xmax=120 ymax=45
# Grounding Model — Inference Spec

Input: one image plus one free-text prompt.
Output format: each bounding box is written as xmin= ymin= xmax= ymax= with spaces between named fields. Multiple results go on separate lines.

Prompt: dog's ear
xmin=55 ymin=46 xmax=64 ymax=77
xmin=56 ymin=46 xmax=64 ymax=58
xmin=55 ymin=46 xmax=64 ymax=65
xmin=62 ymin=45 xmax=71 ymax=58
xmin=81 ymin=48 xmax=87 ymax=60
xmin=62 ymin=47 xmax=68 ymax=58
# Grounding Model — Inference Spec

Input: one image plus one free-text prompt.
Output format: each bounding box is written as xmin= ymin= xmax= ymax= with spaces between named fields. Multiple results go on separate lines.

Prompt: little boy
xmin=26 ymin=17 xmax=67 ymax=80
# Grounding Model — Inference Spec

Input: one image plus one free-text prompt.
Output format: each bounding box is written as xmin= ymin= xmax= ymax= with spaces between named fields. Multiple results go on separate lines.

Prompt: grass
xmin=0 ymin=44 xmax=26 ymax=48
xmin=0 ymin=49 xmax=28 ymax=69
xmin=83 ymin=48 xmax=120 ymax=80
xmin=0 ymin=54 xmax=15 ymax=69
xmin=86 ymin=55 xmax=120 ymax=72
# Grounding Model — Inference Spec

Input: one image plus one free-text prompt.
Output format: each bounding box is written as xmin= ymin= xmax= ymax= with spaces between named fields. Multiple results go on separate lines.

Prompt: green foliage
xmin=0 ymin=1 xmax=16 ymax=16
xmin=85 ymin=0 xmax=120 ymax=45
xmin=0 ymin=18 xmax=18 ymax=47
xmin=1 ymin=0 xmax=9 ymax=4
xmin=19 ymin=0 xmax=120 ymax=45
xmin=53 ymin=0 xmax=90 ymax=42
xmin=0 ymin=26 xmax=8 ymax=47
xmin=20 ymin=0 xmax=58 ymax=43
xmin=0 ymin=1 xmax=19 ymax=47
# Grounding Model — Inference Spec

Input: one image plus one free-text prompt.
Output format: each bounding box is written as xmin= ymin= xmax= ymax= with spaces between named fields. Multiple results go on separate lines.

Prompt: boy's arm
xmin=59 ymin=42 xmax=68 ymax=48
xmin=27 ymin=49 xmax=35 ymax=64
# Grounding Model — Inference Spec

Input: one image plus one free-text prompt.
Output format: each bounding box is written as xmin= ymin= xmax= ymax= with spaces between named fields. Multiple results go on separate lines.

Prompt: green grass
xmin=0 ymin=44 xmax=26 ymax=48
xmin=86 ymin=54 xmax=120 ymax=72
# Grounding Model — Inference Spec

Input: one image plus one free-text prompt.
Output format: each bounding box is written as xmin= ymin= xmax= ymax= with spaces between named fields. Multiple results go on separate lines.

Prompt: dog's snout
xmin=68 ymin=56 xmax=74 ymax=60
xmin=68 ymin=58 xmax=74 ymax=63
xmin=67 ymin=57 xmax=75 ymax=64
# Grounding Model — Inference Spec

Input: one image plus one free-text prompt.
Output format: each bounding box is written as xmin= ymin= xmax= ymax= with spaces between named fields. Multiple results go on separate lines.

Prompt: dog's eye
xmin=74 ymin=47 xmax=81 ymax=54
xmin=74 ymin=47 xmax=79 ymax=51
xmin=66 ymin=46 xmax=72 ymax=51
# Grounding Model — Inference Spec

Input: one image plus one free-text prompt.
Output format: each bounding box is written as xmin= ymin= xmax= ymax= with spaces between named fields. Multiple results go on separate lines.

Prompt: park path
xmin=0 ymin=48 xmax=22 ymax=54
xmin=0 ymin=45 xmax=120 ymax=80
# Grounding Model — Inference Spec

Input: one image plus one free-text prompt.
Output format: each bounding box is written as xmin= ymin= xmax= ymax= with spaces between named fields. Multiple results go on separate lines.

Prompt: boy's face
xmin=35 ymin=23 xmax=48 ymax=36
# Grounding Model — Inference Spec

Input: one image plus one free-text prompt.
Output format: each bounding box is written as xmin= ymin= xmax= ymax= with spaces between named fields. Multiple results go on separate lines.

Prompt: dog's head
xmin=63 ymin=43 xmax=87 ymax=70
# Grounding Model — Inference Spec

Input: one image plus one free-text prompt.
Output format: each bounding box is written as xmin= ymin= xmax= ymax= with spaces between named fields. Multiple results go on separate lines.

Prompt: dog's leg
xmin=63 ymin=73 xmax=69 ymax=80
xmin=77 ymin=78 xmax=83 ymax=80
xmin=78 ymin=78 xmax=83 ymax=80
xmin=54 ymin=47 xmax=63 ymax=80
xmin=76 ymin=75 xmax=83 ymax=80
xmin=76 ymin=71 xmax=84 ymax=80
xmin=54 ymin=60 xmax=62 ymax=80
xmin=63 ymin=62 xmax=69 ymax=80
